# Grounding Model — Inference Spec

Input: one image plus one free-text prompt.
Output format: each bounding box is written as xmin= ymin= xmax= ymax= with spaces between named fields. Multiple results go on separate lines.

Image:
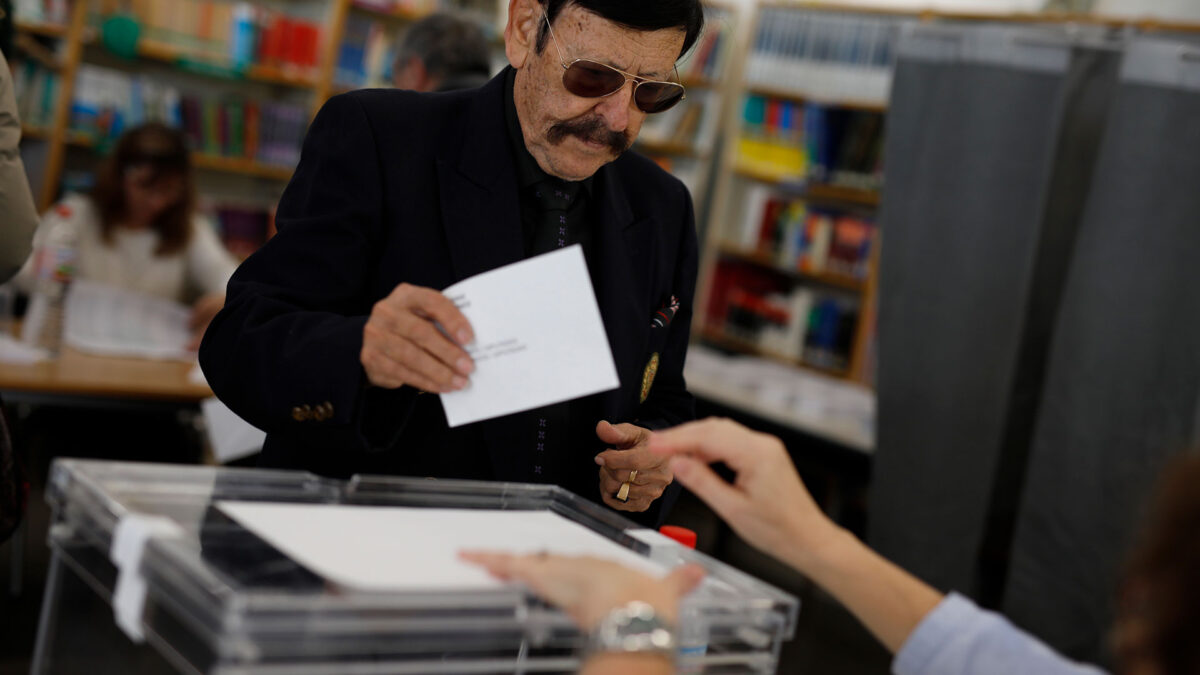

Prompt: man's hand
xmin=360 ymin=283 xmax=475 ymax=393
xmin=595 ymin=420 xmax=672 ymax=513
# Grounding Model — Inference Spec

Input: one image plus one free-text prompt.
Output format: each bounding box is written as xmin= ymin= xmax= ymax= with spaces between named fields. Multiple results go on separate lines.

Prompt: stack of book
xmin=70 ymin=65 xmax=307 ymax=168
xmin=334 ymin=15 xmax=396 ymax=89
xmin=737 ymin=95 xmax=885 ymax=187
xmin=106 ymin=0 xmax=323 ymax=75
xmin=706 ymin=260 xmax=860 ymax=371
xmin=738 ymin=186 xmax=875 ymax=280
xmin=744 ymin=7 xmax=907 ymax=105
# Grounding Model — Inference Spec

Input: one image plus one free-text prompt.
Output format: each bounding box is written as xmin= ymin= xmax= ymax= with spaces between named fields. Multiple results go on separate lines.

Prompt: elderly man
xmin=200 ymin=0 xmax=703 ymax=524
xmin=391 ymin=12 xmax=492 ymax=92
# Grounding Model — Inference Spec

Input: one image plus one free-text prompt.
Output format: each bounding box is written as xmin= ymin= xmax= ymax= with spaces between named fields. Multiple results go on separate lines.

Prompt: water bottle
xmin=21 ymin=206 xmax=78 ymax=355
xmin=659 ymin=526 xmax=709 ymax=671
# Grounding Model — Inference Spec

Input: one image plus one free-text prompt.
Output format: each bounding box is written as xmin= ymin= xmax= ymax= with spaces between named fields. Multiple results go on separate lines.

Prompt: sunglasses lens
xmin=634 ymin=83 xmax=685 ymax=114
xmin=563 ymin=61 xmax=625 ymax=98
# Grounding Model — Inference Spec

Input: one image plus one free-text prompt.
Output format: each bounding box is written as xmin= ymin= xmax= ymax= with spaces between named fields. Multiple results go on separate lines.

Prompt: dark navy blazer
xmin=199 ymin=71 xmax=698 ymax=523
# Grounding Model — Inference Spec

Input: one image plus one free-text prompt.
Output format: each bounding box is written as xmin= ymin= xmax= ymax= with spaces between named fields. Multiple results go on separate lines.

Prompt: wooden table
xmin=0 ymin=347 xmax=212 ymax=407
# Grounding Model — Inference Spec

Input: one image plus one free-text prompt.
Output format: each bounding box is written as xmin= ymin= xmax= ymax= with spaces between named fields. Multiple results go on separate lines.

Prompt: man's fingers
xmin=669 ymin=456 xmax=745 ymax=522
xmin=399 ymin=313 xmax=474 ymax=377
xmin=595 ymin=420 xmax=643 ymax=448
xmin=402 ymin=284 xmax=475 ymax=346
xmin=382 ymin=337 xmax=466 ymax=391
xmin=595 ymin=447 xmax=661 ymax=471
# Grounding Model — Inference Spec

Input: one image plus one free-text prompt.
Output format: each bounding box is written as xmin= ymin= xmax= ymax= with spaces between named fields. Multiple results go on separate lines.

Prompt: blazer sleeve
xmin=199 ymin=94 xmax=417 ymax=450
xmin=634 ymin=180 xmax=699 ymax=433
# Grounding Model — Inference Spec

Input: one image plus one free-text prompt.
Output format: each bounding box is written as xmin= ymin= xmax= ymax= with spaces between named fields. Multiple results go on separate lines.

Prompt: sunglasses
xmin=542 ymin=12 xmax=686 ymax=114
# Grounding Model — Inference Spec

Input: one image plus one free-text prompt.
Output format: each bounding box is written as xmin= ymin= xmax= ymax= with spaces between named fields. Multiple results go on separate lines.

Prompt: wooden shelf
xmin=699 ymin=327 xmax=852 ymax=379
xmin=680 ymin=76 xmax=716 ymax=90
xmin=636 ymin=138 xmax=703 ymax=158
xmin=58 ymin=129 xmax=292 ymax=180
xmin=15 ymin=20 xmax=70 ymax=38
xmin=191 ymin=154 xmax=294 ymax=181
xmin=745 ymin=84 xmax=888 ymax=113
xmin=717 ymin=244 xmax=867 ymax=292
xmin=131 ymin=40 xmax=319 ymax=89
xmin=348 ymin=2 xmax=433 ymax=22
xmin=732 ymin=164 xmax=881 ymax=207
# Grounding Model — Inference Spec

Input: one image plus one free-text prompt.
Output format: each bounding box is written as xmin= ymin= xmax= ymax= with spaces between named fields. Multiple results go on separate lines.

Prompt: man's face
xmin=507 ymin=2 xmax=685 ymax=181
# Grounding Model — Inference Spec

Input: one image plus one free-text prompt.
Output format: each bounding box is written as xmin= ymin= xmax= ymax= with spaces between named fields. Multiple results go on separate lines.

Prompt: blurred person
xmin=466 ymin=418 xmax=1200 ymax=675
xmin=16 ymin=122 xmax=237 ymax=348
xmin=1 ymin=42 xmax=42 ymax=546
xmin=391 ymin=12 xmax=492 ymax=92
xmin=0 ymin=47 xmax=38 ymax=282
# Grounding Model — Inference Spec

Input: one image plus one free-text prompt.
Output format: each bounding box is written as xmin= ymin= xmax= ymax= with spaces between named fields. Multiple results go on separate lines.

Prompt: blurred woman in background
xmin=17 ymin=122 xmax=237 ymax=348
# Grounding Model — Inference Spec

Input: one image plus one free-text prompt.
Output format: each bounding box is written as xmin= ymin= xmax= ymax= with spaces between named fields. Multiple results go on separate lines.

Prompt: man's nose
xmin=594 ymin=81 xmax=636 ymax=133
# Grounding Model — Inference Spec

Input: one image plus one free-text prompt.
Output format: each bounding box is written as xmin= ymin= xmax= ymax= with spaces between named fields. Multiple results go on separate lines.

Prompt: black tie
xmin=529 ymin=179 xmax=582 ymax=255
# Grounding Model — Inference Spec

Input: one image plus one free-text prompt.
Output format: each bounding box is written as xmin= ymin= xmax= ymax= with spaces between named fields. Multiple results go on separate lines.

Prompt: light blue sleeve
xmin=893 ymin=593 xmax=1108 ymax=675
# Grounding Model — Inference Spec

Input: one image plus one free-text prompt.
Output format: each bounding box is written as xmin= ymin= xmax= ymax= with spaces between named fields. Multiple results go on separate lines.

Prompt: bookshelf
xmin=633 ymin=1 xmax=741 ymax=221
xmin=696 ymin=2 xmax=895 ymax=386
xmin=11 ymin=0 xmax=502 ymax=255
xmin=694 ymin=3 xmax=1200 ymax=391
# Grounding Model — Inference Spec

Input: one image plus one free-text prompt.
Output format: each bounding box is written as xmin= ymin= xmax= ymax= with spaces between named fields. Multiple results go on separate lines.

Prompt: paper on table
xmin=439 ymin=245 xmax=619 ymax=427
xmin=216 ymin=502 xmax=666 ymax=591
xmin=62 ymin=280 xmax=193 ymax=361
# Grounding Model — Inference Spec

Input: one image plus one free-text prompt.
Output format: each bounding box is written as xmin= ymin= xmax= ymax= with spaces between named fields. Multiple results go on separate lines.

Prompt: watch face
xmin=624 ymin=615 xmax=660 ymax=636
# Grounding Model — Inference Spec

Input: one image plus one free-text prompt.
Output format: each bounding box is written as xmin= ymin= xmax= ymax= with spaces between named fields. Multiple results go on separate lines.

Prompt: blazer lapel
xmin=436 ymin=75 xmax=524 ymax=282
xmin=592 ymin=166 xmax=656 ymax=421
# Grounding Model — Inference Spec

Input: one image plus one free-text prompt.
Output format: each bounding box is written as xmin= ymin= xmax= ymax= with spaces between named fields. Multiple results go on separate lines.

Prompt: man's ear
xmin=504 ymin=0 xmax=540 ymax=70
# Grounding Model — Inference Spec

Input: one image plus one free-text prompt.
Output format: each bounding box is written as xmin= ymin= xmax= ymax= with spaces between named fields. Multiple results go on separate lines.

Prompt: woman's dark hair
xmin=536 ymin=0 xmax=705 ymax=60
xmin=91 ymin=122 xmax=195 ymax=256
xmin=1114 ymin=452 xmax=1200 ymax=674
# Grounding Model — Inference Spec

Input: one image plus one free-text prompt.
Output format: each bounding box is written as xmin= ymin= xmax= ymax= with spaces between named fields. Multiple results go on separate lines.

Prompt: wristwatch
xmin=588 ymin=600 xmax=677 ymax=657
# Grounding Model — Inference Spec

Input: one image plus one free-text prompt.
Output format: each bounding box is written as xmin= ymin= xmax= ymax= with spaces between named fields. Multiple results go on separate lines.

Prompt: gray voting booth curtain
xmin=872 ymin=26 xmax=1200 ymax=664
xmin=1003 ymin=38 xmax=1200 ymax=661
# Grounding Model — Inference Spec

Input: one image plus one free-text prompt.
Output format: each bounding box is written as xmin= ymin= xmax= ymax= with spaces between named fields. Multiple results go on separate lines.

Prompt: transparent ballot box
xmin=33 ymin=459 xmax=798 ymax=674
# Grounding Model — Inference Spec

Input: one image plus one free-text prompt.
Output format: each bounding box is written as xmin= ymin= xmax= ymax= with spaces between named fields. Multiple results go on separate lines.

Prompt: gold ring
xmin=616 ymin=480 xmax=632 ymax=502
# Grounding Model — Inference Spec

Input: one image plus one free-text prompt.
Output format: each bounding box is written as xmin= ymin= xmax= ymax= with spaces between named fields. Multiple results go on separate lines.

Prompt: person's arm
xmin=198 ymin=94 xmax=473 ymax=450
xmin=650 ymin=419 xmax=1107 ymax=675
xmin=0 ymin=50 xmax=39 ymax=283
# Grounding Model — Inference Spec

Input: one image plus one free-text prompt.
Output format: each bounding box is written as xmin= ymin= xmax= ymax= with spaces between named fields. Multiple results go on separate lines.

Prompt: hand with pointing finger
xmin=595 ymin=420 xmax=673 ymax=513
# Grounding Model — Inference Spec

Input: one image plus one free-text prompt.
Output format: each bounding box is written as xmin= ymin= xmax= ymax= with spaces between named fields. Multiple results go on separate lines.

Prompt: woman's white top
xmin=17 ymin=193 xmax=239 ymax=303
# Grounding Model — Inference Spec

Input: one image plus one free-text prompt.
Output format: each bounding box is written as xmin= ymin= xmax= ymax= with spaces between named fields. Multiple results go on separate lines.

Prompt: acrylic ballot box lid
xmin=40 ymin=459 xmax=798 ymax=674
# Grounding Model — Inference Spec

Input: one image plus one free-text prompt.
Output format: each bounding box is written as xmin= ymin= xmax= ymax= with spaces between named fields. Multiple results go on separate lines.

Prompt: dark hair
xmin=91 ymin=122 xmax=195 ymax=256
xmin=395 ymin=12 xmax=491 ymax=86
xmin=1114 ymin=452 xmax=1200 ymax=675
xmin=536 ymin=0 xmax=705 ymax=60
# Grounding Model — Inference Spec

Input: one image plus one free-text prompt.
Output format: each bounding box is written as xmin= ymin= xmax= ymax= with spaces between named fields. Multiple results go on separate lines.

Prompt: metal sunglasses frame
xmin=542 ymin=11 xmax=687 ymax=113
